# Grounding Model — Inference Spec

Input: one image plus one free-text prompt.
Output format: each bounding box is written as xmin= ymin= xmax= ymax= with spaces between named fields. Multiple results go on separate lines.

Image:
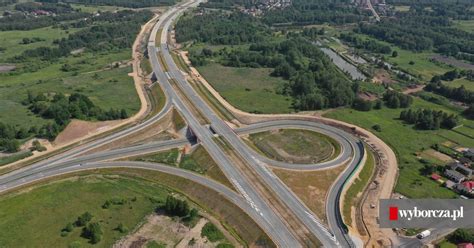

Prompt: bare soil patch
xmin=0 ymin=64 xmax=16 ymax=73
xmin=54 ymin=119 xmax=125 ymax=146
xmin=372 ymin=69 xmax=395 ymax=84
xmin=272 ymin=164 xmax=346 ymax=224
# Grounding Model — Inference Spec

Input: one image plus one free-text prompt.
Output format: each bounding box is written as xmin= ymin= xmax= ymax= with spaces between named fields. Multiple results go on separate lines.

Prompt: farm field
xmin=325 ymin=97 xmax=473 ymax=198
xmin=196 ymin=63 xmax=293 ymax=114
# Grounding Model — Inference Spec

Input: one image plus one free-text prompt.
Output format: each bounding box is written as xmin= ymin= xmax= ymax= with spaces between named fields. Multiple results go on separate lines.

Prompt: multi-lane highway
xmin=0 ymin=0 xmax=369 ymax=247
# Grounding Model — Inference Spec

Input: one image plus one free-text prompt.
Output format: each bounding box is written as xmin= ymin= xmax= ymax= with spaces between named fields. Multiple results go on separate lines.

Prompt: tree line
xmin=339 ymin=33 xmax=392 ymax=54
xmin=39 ymin=0 xmax=175 ymax=8
xmin=425 ymin=81 xmax=474 ymax=105
xmin=399 ymin=108 xmax=459 ymax=130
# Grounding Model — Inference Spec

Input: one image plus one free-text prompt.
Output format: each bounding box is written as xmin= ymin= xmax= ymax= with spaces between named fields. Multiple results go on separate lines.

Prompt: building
xmin=448 ymin=162 xmax=473 ymax=180
xmin=445 ymin=180 xmax=456 ymax=189
xmin=458 ymin=243 xmax=474 ymax=248
xmin=456 ymin=181 xmax=474 ymax=193
xmin=431 ymin=173 xmax=441 ymax=181
xmin=445 ymin=169 xmax=466 ymax=183
xmin=464 ymin=148 xmax=474 ymax=160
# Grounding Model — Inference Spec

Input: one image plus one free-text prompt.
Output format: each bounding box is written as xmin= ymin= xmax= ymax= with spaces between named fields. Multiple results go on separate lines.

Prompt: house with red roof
xmin=431 ymin=173 xmax=441 ymax=181
xmin=458 ymin=243 xmax=473 ymax=248
xmin=456 ymin=181 xmax=474 ymax=193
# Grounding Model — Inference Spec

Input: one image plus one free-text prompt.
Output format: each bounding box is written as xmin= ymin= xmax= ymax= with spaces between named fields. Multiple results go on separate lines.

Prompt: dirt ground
xmin=272 ymin=165 xmax=346 ymax=224
xmin=114 ymin=213 xmax=238 ymax=248
xmin=421 ymin=149 xmax=454 ymax=163
xmin=53 ymin=119 xmax=124 ymax=146
xmin=114 ymin=214 xmax=195 ymax=248
xmin=402 ymin=84 xmax=425 ymax=95
xmin=372 ymin=69 xmax=395 ymax=84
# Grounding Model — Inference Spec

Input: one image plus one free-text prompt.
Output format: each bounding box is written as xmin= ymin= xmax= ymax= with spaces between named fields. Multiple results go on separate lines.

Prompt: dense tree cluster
xmin=0 ymin=122 xmax=35 ymax=152
xmin=352 ymin=98 xmax=373 ymax=111
xmin=339 ymin=33 xmax=391 ymax=54
xmin=176 ymin=12 xmax=268 ymax=45
xmin=464 ymin=105 xmax=474 ymax=120
xmin=75 ymin=212 xmax=93 ymax=227
xmin=425 ymin=81 xmax=474 ymax=105
xmin=399 ymin=108 xmax=459 ymax=130
xmin=163 ymin=195 xmax=190 ymax=217
xmin=82 ymin=222 xmax=102 ymax=244
xmin=262 ymin=0 xmax=368 ymax=25
xmin=357 ymin=4 xmax=474 ymax=55
xmin=382 ymin=91 xmax=413 ymax=108
xmin=447 ymin=229 xmax=474 ymax=244
xmin=23 ymin=92 xmax=128 ymax=140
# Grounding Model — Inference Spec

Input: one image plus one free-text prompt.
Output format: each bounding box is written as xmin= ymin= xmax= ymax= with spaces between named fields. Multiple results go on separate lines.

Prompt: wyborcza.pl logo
xmin=379 ymin=199 xmax=474 ymax=228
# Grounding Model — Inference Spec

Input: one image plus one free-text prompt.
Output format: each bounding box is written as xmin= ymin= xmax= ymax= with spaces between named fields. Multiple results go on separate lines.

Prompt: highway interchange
xmin=0 ymin=1 xmax=397 ymax=247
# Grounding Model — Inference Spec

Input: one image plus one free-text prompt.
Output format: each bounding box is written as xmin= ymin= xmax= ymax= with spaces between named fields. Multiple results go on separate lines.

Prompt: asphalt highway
xmin=0 ymin=160 xmax=286 ymax=244
xmin=0 ymin=1 xmax=368 ymax=247
xmin=153 ymin=2 xmax=366 ymax=245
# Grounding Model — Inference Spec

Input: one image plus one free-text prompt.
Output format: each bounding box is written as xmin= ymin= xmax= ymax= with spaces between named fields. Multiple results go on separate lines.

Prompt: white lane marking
xmin=231 ymin=178 xmax=264 ymax=217
xmin=252 ymin=156 xmax=276 ymax=178
xmin=305 ymin=211 xmax=341 ymax=247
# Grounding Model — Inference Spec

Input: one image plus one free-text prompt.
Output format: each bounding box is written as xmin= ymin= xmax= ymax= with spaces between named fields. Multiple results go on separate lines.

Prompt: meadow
xmin=196 ymin=63 xmax=293 ymax=114
xmin=325 ymin=97 xmax=473 ymax=198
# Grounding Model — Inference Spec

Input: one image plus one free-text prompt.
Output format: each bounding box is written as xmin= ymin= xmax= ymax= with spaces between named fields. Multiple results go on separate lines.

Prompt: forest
xmin=177 ymin=10 xmax=357 ymax=111
xmin=356 ymin=2 xmax=474 ymax=61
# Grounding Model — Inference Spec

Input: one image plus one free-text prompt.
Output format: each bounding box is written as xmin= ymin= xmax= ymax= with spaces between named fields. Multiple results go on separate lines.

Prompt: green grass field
xmin=453 ymin=20 xmax=474 ymax=33
xmin=249 ymin=129 xmax=340 ymax=164
xmin=0 ymin=26 xmax=80 ymax=61
xmin=325 ymin=97 xmax=473 ymax=198
xmin=0 ymin=175 xmax=170 ymax=248
xmin=196 ymin=63 xmax=293 ymax=114
xmin=0 ymin=169 xmax=266 ymax=247
xmin=387 ymin=50 xmax=451 ymax=81
xmin=132 ymin=146 xmax=233 ymax=189
xmin=0 ymin=49 xmax=139 ymax=129
xmin=443 ymin=78 xmax=474 ymax=91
